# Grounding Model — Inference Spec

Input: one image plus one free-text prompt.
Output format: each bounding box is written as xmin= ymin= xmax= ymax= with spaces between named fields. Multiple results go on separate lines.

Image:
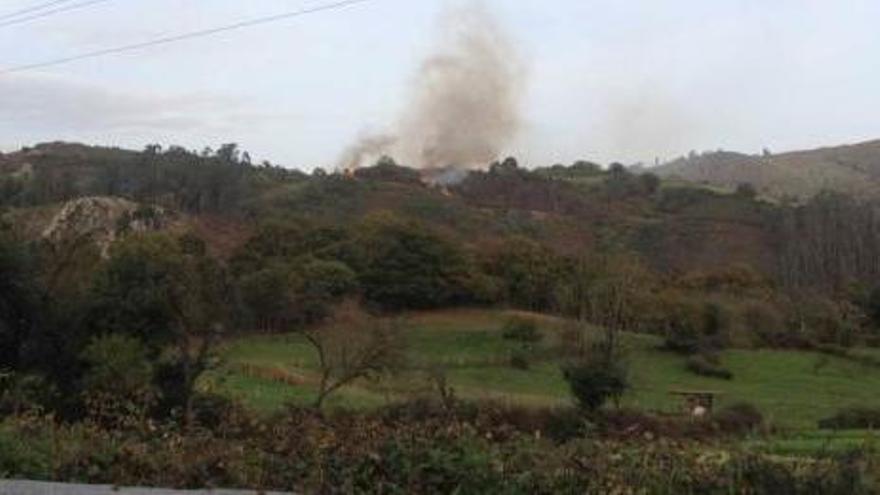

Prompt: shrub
xmin=80 ymin=334 xmax=154 ymax=399
xmin=562 ymin=356 xmax=628 ymax=412
xmin=745 ymin=301 xmax=805 ymax=348
xmin=0 ymin=374 xmax=56 ymax=416
xmin=0 ymin=403 xmax=875 ymax=493
xmin=819 ymin=407 xmax=880 ymax=430
xmin=509 ymin=351 xmax=530 ymax=370
xmin=79 ymin=334 xmax=156 ymax=425
xmin=736 ymin=182 xmax=758 ymax=199
xmin=292 ymin=258 xmax=359 ymax=324
xmin=658 ymin=297 xmax=728 ymax=355
xmin=501 ymin=318 xmax=542 ymax=343
xmin=714 ymin=402 xmax=764 ymax=433
xmin=190 ymin=393 xmax=247 ymax=430
xmin=0 ymin=422 xmax=51 ymax=479
xmin=685 ymin=354 xmax=734 ymax=380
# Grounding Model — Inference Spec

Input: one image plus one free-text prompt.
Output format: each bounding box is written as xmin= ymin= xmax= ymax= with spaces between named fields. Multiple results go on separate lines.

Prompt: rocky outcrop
xmin=41 ymin=196 xmax=172 ymax=256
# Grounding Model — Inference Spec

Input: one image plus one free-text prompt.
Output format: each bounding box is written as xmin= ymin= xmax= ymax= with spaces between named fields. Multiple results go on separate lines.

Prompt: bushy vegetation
xmin=562 ymin=350 xmax=629 ymax=413
xmin=819 ymin=407 xmax=880 ymax=430
xmin=714 ymin=402 xmax=765 ymax=433
xmin=502 ymin=317 xmax=542 ymax=343
xmin=685 ymin=353 xmax=734 ymax=380
xmin=0 ymin=400 xmax=874 ymax=494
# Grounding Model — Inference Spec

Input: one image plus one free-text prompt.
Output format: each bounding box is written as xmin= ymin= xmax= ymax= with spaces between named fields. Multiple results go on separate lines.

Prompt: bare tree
xmin=556 ymin=252 xmax=651 ymax=359
xmin=302 ymin=301 xmax=404 ymax=410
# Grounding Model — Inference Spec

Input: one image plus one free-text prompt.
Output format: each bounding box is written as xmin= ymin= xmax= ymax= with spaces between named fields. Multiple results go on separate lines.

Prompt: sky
xmin=0 ymin=0 xmax=878 ymax=169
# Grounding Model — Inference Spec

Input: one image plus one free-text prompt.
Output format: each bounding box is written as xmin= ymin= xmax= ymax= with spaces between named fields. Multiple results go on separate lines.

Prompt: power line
xmin=0 ymin=0 xmax=375 ymax=75
xmin=0 ymin=0 xmax=113 ymax=29
xmin=0 ymin=0 xmax=75 ymax=21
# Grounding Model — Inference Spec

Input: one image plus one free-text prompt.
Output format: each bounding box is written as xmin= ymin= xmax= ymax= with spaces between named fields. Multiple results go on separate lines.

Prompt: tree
xmin=88 ymin=234 xmax=186 ymax=347
xmin=161 ymin=239 xmax=231 ymax=427
xmin=868 ymin=286 xmax=880 ymax=330
xmin=355 ymin=213 xmax=475 ymax=310
xmin=238 ymin=262 xmax=294 ymax=332
xmin=556 ymin=252 xmax=653 ymax=358
xmin=291 ymin=259 xmax=359 ymax=324
xmin=87 ymin=233 xmax=231 ymax=426
xmin=777 ymin=192 xmax=880 ymax=290
xmin=0 ymin=233 xmax=38 ymax=371
xmin=605 ymin=163 xmax=640 ymax=198
xmin=555 ymin=253 xmax=645 ymax=412
xmin=488 ymin=237 xmax=561 ymax=311
xmin=490 ymin=156 xmax=520 ymax=175
xmin=640 ymin=172 xmax=661 ymax=195
xmin=302 ymin=301 xmax=404 ymax=410
xmin=652 ymin=292 xmax=725 ymax=354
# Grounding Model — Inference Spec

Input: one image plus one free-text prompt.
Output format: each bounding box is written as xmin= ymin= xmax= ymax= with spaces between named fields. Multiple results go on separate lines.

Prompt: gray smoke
xmin=339 ymin=2 xmax=524 ymax=171
xmin=338 ymin=133 xmax=397 ymax=170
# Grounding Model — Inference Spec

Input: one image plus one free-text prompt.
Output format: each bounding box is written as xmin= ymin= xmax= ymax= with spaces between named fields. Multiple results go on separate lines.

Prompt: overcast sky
xmin=1 ymin=0 xmax=878 ymax=169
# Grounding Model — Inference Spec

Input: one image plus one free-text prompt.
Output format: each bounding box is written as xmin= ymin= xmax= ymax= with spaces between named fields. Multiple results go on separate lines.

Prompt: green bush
xmin=685 ymin=354 xmax=734 ymax=380
xmin=713 ymin=402 xmax=764 ymax=433
xmin=660 ymin=298 xmax=729 ymax=355
xmin=819 ymin=407 xmax=880 ymax=430
xmin=0 ymin=373 xmax=56 ymax=416
xmin=509 ymin=351 xmax=530 ymax=370
xmin=0 ymin=425 xmax=50 ymax=479
xmin=745 ymin=301 xmax=805 ymax=348
xmin=501 ymin=318 xmax=542 ymax=343
xmin=562 ymin=356 xmax=628 ymax=412
xmin=80 ymin=334 xmax=154 ymax=398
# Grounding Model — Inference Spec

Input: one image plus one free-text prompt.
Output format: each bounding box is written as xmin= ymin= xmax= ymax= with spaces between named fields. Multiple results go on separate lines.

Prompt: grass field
xmin=207 ymin=309 xmax=880 ymax=431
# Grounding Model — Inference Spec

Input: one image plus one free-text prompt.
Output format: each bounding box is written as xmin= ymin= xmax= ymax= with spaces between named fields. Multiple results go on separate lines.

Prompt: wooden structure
xmin=669 ymin=389 xmax=722 ymax=417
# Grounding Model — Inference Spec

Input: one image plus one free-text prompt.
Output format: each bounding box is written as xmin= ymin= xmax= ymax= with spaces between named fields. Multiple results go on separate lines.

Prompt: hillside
xmin=655 ymin=139 xmax=880 ymax=200
xmin=4 ymin=141 xmax=879 ymax=290
xmin=0 ymin=142 xmax=779 ymax=276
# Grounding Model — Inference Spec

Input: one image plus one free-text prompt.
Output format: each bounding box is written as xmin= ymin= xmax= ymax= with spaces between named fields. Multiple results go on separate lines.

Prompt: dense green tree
xmin=87 ymin=235 xmax=185 ymax=347
xmin=0 ymin=233 xmax=38 ymax=371
xmin=355 ymin=213 xmax=476 ymax=310
xmin=238 ymin=262 xmax=294 ymax=332
xmin=488 ymin=237 xmax=561 ymax=311
xmin=87 ymin=233 xmax=232 ymax=425
xmin=292 ymin=259 xmax=359 ymax=324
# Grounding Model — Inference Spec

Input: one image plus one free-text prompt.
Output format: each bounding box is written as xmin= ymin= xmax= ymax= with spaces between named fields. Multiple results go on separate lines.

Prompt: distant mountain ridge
xmin=654 ymin=139 xmax=880 ymax=199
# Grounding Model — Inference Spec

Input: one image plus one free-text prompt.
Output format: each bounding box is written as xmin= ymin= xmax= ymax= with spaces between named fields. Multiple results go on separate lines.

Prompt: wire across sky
xmin=0 ymin=0 xmax=114 ymax=29
xmin=0 ymin=0 xmax=376 ymax=75
xmin=0 ymin=0 xmax=76 ymax=21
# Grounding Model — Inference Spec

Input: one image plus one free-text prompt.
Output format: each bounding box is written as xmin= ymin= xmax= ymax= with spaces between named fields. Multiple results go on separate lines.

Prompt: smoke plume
xmin=338 ymin=133 xmax=397 ymax=171
xmin=339 ymin=2 xmax=524 ymax=171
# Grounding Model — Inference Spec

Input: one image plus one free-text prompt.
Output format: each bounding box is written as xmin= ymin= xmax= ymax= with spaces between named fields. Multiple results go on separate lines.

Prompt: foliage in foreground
xmin=0 ymin=400 xmax=876 ymax=494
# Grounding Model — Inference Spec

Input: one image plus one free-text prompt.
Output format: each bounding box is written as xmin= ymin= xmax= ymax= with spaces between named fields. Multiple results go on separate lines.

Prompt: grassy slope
xmin=654 ymin=139 xmax=880 ymax=199
xmin=208 ymin=309 xmax=880 ymax=430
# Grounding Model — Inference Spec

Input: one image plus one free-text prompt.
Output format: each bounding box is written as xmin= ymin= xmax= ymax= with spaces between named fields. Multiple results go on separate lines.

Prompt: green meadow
xmin=209 ymin=309 xmax=880 ymax=432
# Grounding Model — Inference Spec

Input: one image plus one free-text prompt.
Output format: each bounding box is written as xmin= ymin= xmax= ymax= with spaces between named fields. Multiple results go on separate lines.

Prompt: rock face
xmin=41 ymin=197 xmax=171 ymax=256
